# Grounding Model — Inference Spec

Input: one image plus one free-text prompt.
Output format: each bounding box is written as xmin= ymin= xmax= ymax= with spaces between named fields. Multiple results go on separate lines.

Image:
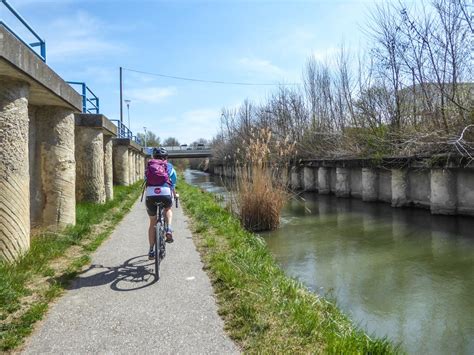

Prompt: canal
xmin=184 ymin=169 xmax=474 ymax=354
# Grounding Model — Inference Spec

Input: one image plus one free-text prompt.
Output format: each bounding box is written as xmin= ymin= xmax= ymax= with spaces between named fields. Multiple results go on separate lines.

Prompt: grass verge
xmin=0 ymin=182 xmax=142 ymax=351
xmin=179 ymin=180 xmax=398 ymax=353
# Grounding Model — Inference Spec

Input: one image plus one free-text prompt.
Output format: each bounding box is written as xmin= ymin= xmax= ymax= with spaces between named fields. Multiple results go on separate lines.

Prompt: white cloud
xmin=45 ymin=11 xmax=125 ymax=60
xmin=238 ymin=57 xmax=285 ymax=77
xmin=134 ymin=107 xmax=221 ymax=144
xmin=311 ymin=47 xmax=342 ymax=62
xmin=276 ymin=28 xmax=316 ymax=57
xmin=182 ymin=108 xmax=221 ymax=123
xmin=126 ymin=86 xmax=177 ymax=104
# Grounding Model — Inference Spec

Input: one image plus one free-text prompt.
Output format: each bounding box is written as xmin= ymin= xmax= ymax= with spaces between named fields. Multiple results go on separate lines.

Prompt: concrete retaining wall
xmin=212 ymin=158 xmax=474 ymax=217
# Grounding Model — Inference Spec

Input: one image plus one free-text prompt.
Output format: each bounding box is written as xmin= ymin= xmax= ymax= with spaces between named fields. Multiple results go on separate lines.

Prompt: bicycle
xmin=152 ymin=193 xmax=179 ymax=279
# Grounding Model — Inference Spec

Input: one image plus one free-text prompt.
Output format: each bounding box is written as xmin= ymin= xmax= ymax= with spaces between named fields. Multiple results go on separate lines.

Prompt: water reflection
xmin=185 ymin=170 xmax=474 ymax=355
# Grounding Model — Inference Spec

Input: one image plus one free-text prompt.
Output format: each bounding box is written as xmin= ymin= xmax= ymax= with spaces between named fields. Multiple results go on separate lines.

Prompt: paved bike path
xmin=23 ymin=198 xmax=240 ymax=354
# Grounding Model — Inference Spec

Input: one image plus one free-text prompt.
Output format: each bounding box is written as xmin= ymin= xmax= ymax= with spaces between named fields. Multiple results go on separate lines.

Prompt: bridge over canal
xmin=145 ymin=146 xmax=213 ymax=159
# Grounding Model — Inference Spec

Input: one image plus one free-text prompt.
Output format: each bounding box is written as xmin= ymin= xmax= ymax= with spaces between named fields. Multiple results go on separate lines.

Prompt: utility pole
xmin=119 ymin=66 xmax=123 ymax=123
xmin=144 ymin=127 xmax=147 ymax=148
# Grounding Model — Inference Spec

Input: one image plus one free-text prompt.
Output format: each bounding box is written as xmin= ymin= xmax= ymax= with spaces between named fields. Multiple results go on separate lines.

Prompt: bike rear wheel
xmin=154 ymin=225 xmax=160 ymax=279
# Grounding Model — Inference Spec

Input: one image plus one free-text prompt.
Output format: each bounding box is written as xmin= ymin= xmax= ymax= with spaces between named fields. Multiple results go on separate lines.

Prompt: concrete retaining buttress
xmin=318 ymin=167 xmax=330 ymax=194
xmin=290 ymin=167 xmax=301 ymax=190
xmin=113 ymin=145 xmax=130 ymax=186
xmin=0 ymin=78 xmax=30 ymax=261
xmin=362 ymin=168 xmax=378 ymax=202
xmin=75 ymin=114 xmax=117 ymax=203
xmin=75 ymin=126 xmax=105 ymax=203
xmin=104 ymin=136 xmax=114 ymax=200
xmin=336 ymin=167 xmax=350 ymax=197
xmin=391 ymin=169 xmax=408 ymax=207
xmin=129 ymin=150 xmax=135 ymax=184
xmin=303 ymin=166 xmax=317 ymax=191
xmin=430 ymin=169 xmax=456 ymax=215
xmin=35 ymin=106 xmax=76 ymax=229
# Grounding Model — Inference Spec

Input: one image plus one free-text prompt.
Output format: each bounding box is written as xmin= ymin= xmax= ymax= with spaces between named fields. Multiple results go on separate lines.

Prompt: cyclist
xmin=145 ymin=147 xmax=177 ymax=260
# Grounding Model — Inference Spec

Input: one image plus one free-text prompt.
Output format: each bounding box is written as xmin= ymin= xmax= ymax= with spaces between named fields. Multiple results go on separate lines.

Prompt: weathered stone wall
xmin=0 ymin=78 xmax=30 ymax=261
xmin=104 ymin=135 xmax=113 ymax=200
xmin=75 ymin=127 xmax=105 ymax=203
xmin=35 ymin=106 xmax=76 ymax=229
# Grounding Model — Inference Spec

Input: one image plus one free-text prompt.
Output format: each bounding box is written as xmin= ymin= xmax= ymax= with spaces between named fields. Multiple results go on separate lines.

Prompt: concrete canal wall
xmin=0 ymin=24 xmax=146 ymax=262
xmin=212 ymin=157 xmax=474 ymax=217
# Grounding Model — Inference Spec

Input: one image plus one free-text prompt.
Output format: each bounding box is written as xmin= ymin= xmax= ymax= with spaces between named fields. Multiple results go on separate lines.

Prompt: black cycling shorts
xmin=145 ymin=195 xmax=172 ymax=216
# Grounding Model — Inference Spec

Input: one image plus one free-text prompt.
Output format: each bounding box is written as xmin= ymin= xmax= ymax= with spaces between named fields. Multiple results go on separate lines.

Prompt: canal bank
xmin=185 ymin=169 xmax=474 ymax=354
xmin=178 ymin=175 xmax=396 ymax=353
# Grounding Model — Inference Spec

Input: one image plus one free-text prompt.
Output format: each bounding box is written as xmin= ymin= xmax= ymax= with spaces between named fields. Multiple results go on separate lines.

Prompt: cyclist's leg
xmin=145 ymin=196 xmax=159 ymax=254
xmin=165 ymin=207 xmax=173 ymax=227
xmin=148 ymin=215 xmax=157 ymax=247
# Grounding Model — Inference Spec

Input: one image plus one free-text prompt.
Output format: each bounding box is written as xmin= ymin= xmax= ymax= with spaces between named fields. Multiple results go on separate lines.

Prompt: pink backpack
xmin=146 ymin=159 xmax=170 ymax=186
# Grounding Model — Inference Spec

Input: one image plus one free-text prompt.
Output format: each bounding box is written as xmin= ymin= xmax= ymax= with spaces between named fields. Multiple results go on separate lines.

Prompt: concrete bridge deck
xmin=167 ymin=149 xmax=213 ymax=159
xmin=22 ymin=198 xmax=239 ymax=354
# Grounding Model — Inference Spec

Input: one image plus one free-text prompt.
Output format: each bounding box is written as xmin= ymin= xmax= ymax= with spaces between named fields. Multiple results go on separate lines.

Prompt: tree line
xmin=214 ymin=0 xmax=473 ymax=164
xmin=136 ymin=131 xmax=208 ymax=148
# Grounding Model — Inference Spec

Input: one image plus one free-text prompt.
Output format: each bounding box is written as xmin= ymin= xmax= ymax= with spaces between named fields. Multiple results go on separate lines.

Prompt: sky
xmin=1 ymin=0 xmax=393 ymax=144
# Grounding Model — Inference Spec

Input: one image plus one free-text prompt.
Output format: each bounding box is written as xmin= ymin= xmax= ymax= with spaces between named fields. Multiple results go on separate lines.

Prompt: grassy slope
xmin=0 ymin=182 xmax=142 ymax=351
xmin=179 ymin=180 xmax=398 ymax=354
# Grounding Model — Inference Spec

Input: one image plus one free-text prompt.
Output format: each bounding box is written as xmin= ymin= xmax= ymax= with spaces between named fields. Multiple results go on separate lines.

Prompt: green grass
xmin=0 ymin=182 xmax=142 ymax=351
xmin=179 ymin=180 xmax=399 ymax=354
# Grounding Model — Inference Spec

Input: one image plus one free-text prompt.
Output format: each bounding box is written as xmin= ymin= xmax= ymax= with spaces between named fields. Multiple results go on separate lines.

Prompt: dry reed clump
xmin=233 ymin=128 xmax=293 ymax=232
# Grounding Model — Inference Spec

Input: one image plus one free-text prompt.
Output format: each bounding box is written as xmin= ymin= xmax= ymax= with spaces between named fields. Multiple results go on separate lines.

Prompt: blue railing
xmin=67 ymin=82 xmax=100 ymax=114
xmin=110 ymin=120 xmax=143 ymax=145
xmin=111 ymin=120 xmax=132 ymax=138
xmin=133 ymin=135 xmax=143 ymax=145
xmin=0 ymin=0 xmax=46 ymax=62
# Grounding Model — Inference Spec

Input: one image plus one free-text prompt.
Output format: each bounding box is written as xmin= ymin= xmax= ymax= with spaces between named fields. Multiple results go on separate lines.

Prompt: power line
xmin=122 ymin=67 xmax=300 ymax=86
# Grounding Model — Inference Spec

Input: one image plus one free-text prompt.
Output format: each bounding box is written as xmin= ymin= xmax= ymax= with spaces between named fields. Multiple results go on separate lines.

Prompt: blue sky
xmin=3 ymin=0 xmax=388 ymax=144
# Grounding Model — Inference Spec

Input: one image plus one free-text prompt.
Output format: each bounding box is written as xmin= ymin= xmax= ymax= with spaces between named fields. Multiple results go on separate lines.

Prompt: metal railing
xmin=132 ymin=135 xmax=142 ymax=145
xmin=111 ymin=120 xmax=132 ymax=139
xmin=0 ymin=0 xmax=46 ymax=61
xmin=67 ymin=82 xmax=100 ymax=114
xmin=110 ymin=120 xmax=144 ymax=145
xmin=163 ymin=145 xmax=211 ymax=151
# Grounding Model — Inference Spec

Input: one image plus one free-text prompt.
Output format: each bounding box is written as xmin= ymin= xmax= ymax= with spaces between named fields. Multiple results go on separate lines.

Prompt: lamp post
xmin=143 ymin=127 xmax=147 ymax=148
xmin=124 ymin=99 xmax=131 ymax=137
